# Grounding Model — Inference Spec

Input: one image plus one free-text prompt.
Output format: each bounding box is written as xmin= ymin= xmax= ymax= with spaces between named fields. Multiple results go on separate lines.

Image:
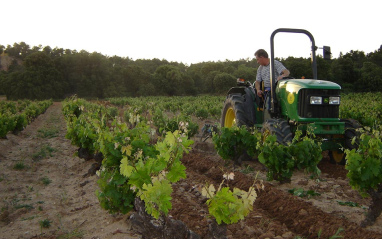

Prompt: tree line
xmin=0 ymin=42 xmax=381 ymax=100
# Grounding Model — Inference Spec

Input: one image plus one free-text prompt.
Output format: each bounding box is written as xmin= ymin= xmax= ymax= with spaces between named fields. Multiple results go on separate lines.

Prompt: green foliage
xmin=345 ymin=127 xmax=382 ymax=196
xmin=0 ymin=99 xmax=52 ymax=137
xmin=213 ymin=126 xmax=260 ymax=161
xmin=201 ymin=173 xmax=261 ymax=225
xmin=119 ymin=130 xmax=193 ymax=219
xmin=195 ymin=108 xmax=209 ymax=120
xmin=340 ymin=92 xmax=382 ymax=127
xmin=257 ymin=130 xmax=322 ymax=182
xmin=139 ymin=179 xmax=173 ymax=219
xmin=258 ymin=135 xmax=295 ymax=182
xmin=213 ymin=72 xmax=236 ymax=94
xmin=152 ymin=108 xmax=199 ymax=138
xmin=63 ymin=97 xmax=194 ymax=218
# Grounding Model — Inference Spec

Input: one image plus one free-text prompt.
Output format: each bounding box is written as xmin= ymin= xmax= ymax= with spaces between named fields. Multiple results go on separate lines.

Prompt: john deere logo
xmin=287 ymin=93 xmax=295 ymax=104
xmin=324 ymin=98 xmax=329 ymax=104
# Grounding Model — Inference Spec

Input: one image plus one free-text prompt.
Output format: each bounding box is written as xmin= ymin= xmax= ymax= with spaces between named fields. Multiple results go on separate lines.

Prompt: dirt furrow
xmin=177 ymin=148 xmax=382 ymax=239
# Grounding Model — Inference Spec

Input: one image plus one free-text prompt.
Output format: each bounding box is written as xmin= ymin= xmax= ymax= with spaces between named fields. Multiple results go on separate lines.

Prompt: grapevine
xmin=345 ymin=126 xmax=382 ymax=227
xmin=201 ymin=171 xmax=263 ymax=225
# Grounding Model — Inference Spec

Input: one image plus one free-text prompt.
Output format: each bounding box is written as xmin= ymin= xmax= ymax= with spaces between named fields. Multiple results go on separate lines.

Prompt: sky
xmin=2 ymin=0 xmax=381 ymax=65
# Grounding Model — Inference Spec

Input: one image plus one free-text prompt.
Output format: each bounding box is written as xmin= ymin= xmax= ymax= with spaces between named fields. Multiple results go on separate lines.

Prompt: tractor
xmin=220 ymin=28 xmax=360 ymax=164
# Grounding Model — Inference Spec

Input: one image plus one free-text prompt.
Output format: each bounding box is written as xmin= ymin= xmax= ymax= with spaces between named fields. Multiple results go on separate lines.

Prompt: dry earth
xmin=1 ymin=102 xmax=382 ymax=239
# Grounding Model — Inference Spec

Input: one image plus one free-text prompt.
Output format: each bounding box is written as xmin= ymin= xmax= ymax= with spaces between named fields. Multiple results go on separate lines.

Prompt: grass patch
xmin=37 ymin=128 xmax=59 ymax=138
xmin=14 ymin=204 xmax=34 ymax=210
xmin=32 ymin=145 xmax=56 ymax=160
xmin=40 ymin=176 xmax=52 ymax=186
xmin=13 ymin=161 xmax=28 ymax=170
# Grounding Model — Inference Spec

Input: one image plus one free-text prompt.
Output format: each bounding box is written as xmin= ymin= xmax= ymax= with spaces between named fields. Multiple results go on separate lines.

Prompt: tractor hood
xmin=277 ymin=79 xmax=341 ymax=94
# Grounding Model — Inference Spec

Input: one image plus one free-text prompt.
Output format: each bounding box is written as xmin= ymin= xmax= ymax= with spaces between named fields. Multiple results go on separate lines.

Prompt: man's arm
xmin=277 ymin=69 xmax=290 ymax=80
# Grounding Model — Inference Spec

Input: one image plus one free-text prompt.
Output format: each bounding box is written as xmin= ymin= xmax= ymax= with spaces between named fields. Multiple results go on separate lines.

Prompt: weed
xmin=26 ymin=185 xmax=34 ymax=192
xmin=14 ymin=204 xmax=34 ymax=210
xmin=288 ymin=188 xmax=321 ymax=198
xmin=336 ymin=200 xmax=359 ymax=207
xmin=37 ymin=128 xmax=59 ymax=138
xmin=39 ymin=219 xmax=52 ymax=233
xmin=40 ymin=176 xmax=52 ymax=186
xmin=32 ymin=145 xmax=56 ymax=160
xmin=13 ymin=161 xmax=28 ymax=170
xmin=241 ymin=164 xmax=254 ymax=174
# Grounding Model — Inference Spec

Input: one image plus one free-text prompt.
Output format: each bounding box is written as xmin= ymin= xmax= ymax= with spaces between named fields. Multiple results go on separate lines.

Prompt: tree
xmin=20 ymin=52 xmax=65 ymax=99
xmin=5 ymin=42 xmax=31 ymax=59
xmin=213 ymin=72 xmax=236 ymax=94
xmin=356 ymin=62 xmax=382 ymax=92
xmin=283 ymin=57 xmax=312 ymax=79
xmin=233 ymin=64 xmax=256 ymax=82
xmin=152 ymin=65 xmax=184 ymax=95
xmin=368 ymin=46 xmax=382 ymax=67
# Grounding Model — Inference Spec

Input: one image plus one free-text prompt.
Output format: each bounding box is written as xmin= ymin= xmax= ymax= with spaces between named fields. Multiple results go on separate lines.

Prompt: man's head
xmin=255 ymin=49 xmax=269 ymax=66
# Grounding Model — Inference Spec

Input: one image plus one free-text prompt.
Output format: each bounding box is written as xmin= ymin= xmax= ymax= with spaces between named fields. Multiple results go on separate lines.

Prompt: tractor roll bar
xmin=269 ymin=28 xmax=317 ymax=113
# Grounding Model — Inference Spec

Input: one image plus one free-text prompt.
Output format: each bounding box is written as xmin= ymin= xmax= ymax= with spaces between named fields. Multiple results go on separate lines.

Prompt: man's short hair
xmin=255 ymin=49 xmax=268 ymax=58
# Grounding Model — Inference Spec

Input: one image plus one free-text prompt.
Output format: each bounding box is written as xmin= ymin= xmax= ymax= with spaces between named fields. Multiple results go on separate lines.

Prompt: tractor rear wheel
xmin=221 ymin=94 xmax=253 ymax=128
xmin=329 ymin=119 xmax=362 ymax=165
xmin=262 ymin=118 xmax=293 ymax=145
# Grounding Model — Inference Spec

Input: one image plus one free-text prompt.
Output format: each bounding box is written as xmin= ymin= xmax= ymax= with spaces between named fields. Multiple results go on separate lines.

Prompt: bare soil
xmin=1 ymin=102 xmax=382 ymax=239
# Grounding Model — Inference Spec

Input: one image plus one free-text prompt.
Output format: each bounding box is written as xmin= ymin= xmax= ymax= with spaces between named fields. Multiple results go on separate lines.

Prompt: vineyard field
xmin=0 ymin=93 xmax=381 ymax=239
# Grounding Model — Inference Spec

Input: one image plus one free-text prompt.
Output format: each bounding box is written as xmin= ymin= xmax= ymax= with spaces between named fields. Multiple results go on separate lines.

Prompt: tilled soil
xmin=172 ymin=147 xmax=382 ymax=238
xmin=1 ymin=102 xmax=382 ymax=239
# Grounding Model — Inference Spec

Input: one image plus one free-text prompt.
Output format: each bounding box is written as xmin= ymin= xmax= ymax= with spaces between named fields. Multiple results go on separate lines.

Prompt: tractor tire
xmin=262 ymin=118 xmax=293 ymax=145
xmin=221 ymin=94 xmax=253 ymax=128
xmin=329 ymin=119 xmax=362 ymax=165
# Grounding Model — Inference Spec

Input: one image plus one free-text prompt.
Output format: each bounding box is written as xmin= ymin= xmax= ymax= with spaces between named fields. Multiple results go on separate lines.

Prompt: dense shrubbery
xmin=1 ymin=42 xmax=382 ymax=100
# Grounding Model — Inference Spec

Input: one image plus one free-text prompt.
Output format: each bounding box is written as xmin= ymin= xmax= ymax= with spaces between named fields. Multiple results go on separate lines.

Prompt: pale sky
xmin=2 ymin=0 xmax=381 ymax=65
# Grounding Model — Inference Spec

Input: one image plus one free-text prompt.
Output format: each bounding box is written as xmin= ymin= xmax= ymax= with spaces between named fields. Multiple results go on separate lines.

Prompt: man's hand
xmin=257 ymin=89 xmax=263 ymax=97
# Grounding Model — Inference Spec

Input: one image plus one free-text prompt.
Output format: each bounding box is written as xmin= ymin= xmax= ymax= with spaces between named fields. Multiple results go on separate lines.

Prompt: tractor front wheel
xmin=329 ymin=119 xmax=362 ymax=165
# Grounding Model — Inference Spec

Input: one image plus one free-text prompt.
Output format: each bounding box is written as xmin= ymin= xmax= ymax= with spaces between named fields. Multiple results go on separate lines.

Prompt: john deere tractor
xmin=221 ymin=28 xmax=360 ymax=164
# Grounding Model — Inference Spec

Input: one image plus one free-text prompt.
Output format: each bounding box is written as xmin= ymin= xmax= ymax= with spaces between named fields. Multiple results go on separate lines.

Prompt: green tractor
xmin=221 ymin=28 xmax=360 ymax=164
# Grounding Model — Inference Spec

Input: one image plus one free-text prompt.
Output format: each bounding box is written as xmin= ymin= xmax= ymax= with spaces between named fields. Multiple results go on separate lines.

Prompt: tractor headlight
xmin=310 ymin=96 xmax=322 ymax=105
xmin=329 ymin=96 xmax=340 ymax=105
